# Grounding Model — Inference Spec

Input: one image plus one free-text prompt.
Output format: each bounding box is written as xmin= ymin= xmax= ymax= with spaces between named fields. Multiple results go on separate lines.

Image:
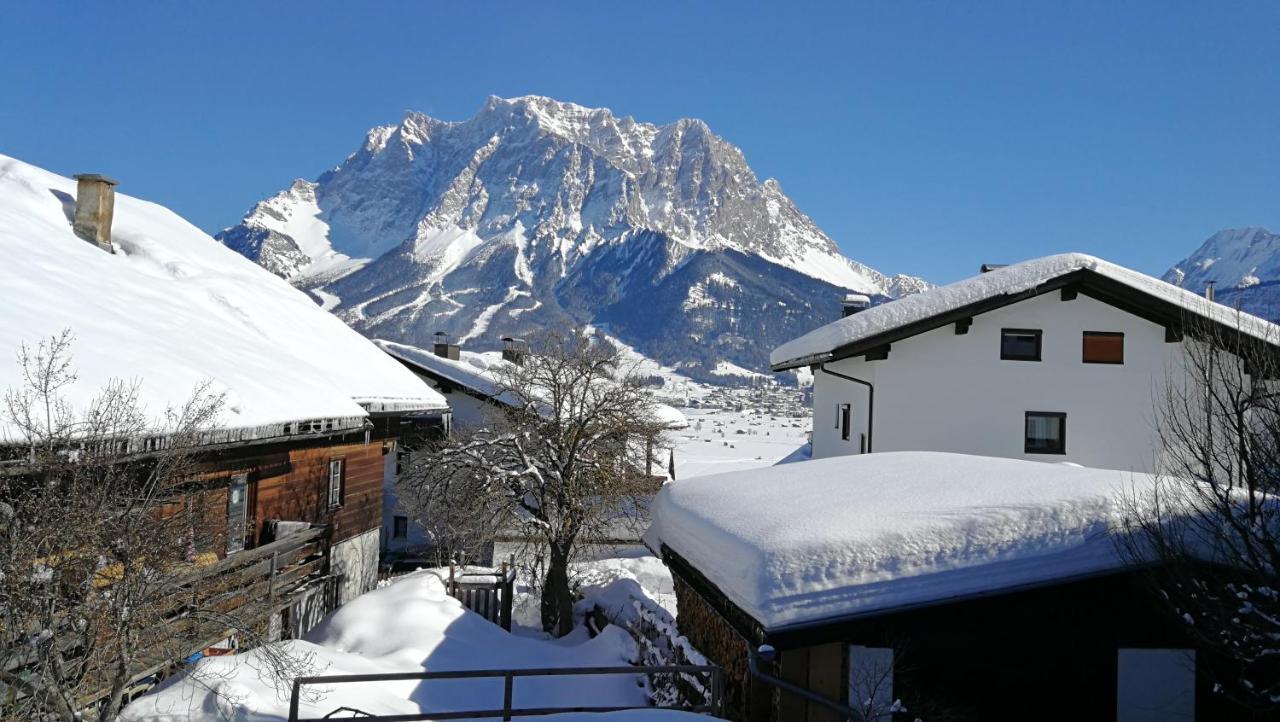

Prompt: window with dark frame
xmin=1025 ymin=412 xmax=1066 ymax=454
xmin=840 ymin=403 xmax=851 ymax=441
xmin=1001 ymin=329 xmax=1042 ymax=361
xmin=1082 ymin=332 xmax=1124 ymax=364
xmin=393 ymin=515 xmax=408 ymax=540
xmin=328 ymin=458 xmax=345 ymax=509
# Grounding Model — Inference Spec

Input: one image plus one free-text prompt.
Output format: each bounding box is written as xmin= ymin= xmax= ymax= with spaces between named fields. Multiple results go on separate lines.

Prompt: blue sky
xmin=1 ymin=1 xmax=1276 ymax=283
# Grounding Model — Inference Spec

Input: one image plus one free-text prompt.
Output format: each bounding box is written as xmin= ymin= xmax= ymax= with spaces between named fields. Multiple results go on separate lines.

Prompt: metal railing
xmin=287 ymin=664 xmax=725 ymax=721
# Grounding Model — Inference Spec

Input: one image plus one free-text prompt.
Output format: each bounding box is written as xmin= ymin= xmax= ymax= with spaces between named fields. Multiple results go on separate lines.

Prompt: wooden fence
xmin=1 ymin=525 xmax=334 ymax=712
xmin=446 ymin=559 xmax=517 ymax=631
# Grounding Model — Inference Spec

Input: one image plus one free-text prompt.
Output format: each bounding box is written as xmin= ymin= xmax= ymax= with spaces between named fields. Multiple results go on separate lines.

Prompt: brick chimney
xmin=432 ymin=331 xmax=460 ymax=360
xmin=72 ymin=174 xmax=118 ymax=252
xmin=841 ymin=293 xmax=871 ymax=318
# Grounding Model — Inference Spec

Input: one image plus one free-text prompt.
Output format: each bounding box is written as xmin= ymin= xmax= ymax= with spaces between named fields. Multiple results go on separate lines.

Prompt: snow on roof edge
xmin=771 ymin=253 xmax=1280 ymax=369
xmin=644 ymin=451 xmax=1159 ymax=629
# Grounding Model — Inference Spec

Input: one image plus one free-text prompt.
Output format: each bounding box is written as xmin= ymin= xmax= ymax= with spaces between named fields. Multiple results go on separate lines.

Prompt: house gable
xmin=773 ymin=265 xmax=1280 ymax=371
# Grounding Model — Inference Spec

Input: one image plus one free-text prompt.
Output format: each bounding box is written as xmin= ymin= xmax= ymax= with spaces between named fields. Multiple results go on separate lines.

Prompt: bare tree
xmin=0 ymin=331 xmax=311 ymax=720
xmin=399 ymin=330 xmax=668 ymax=636
xmin=1120 ymin=313 xmax=1280 ymax=710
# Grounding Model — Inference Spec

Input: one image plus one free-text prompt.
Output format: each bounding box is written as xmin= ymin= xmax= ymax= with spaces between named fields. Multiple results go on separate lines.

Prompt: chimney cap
xmin=980 ymin=263 xmax=1006 ymax=273
xmin=73 ymin=173 xmax=119 ymax=186
xmin=842 ymin=293 xmax=871 ymax=306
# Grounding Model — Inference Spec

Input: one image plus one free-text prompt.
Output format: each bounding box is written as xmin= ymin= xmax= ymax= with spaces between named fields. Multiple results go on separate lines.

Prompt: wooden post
xmin=500 ymin=558 xmax=515 ymax=631
xmin=269 ymin=551 xmax=279 ymax=610
xmin=448 ymin=561 xmax=456 ymax=597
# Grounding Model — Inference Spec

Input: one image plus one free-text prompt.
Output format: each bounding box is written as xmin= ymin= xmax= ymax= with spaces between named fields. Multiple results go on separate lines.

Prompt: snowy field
xmin=671 ymin=408 xmax=811 ymax=479
xmin=122 ymin=569 xmax=705 ymax=721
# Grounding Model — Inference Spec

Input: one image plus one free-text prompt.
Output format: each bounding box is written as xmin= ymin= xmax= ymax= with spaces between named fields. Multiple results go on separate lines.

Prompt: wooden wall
xmin=191 ymin=431 xmax=392 ymax=558
xmin=767 ymin=570 xmax=1278 ymax=722
xmin=249 ymin=439 xmax=386 ymax=547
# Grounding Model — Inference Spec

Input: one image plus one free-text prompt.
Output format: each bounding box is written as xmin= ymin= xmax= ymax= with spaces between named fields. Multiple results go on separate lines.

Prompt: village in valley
xmin=2 ymin=4 xmax=1278 ymax=722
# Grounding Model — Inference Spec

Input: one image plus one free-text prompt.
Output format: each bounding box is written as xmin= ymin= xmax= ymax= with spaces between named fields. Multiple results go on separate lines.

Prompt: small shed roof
xmin=645 ymin=451 xmax=1159 ymax=631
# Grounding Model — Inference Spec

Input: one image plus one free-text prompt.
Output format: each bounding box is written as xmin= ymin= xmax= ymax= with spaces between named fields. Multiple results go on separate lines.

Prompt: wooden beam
xmin=864 ymin=345 xmax=890 ymax=361
xmin=1165 ymin=325 xmax=1184 ymax=343
xmin=1061 ymin=287 xmax=1078 ymax=301
xmin=955 ymin=318 xmax=973 ymax=335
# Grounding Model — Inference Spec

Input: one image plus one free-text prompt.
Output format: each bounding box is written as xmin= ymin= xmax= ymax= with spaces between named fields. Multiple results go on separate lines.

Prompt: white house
xmin=771 ymin=253 xmax=1280 ymax=473
xmin=376 ymin=336 xmax=690 ymax=562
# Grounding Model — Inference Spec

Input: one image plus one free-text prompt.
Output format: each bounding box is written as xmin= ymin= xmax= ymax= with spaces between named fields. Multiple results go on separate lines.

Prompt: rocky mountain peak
xmin=218 ymin=96 xmax=928 ymax=380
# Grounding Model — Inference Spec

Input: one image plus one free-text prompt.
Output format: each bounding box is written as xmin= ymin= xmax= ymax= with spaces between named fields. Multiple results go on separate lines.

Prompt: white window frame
xmin=328 ymin=458 xmax=345 ymax=509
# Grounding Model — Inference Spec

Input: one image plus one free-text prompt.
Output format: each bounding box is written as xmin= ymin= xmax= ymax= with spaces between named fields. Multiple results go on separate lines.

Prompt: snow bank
xmin=644 ymin=451 xmax=1156 ymax=629
xmin=771 ymin=252 xmax=1280 ymax=368
xmin=123 ymin=571 xmax=658 ymax=721
xmin=0 ymin=154 xmax=445 ymax=442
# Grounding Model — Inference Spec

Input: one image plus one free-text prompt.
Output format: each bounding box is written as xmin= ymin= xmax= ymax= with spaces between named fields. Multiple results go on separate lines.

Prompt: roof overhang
xmin=772 ymin=268 xmax=1280 ymax=371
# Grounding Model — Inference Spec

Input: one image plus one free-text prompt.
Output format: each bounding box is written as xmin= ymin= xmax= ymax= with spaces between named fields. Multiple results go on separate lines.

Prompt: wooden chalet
xmin=0 ymin=157 xmax=451 ymax=708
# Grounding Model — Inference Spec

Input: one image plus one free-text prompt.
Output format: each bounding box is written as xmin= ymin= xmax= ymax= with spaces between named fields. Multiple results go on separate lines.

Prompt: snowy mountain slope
xmin=1163 ymin=227 xmax=1280 ymax=320
xmin=219 ymin=95 xmax=927 ymax=379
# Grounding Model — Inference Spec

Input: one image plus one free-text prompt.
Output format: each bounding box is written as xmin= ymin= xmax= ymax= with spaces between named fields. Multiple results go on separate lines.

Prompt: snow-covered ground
xmin=122 ymin=569 xmax=706 ymax=721
xmin=671 ymin=408 xmax=811 ymax=479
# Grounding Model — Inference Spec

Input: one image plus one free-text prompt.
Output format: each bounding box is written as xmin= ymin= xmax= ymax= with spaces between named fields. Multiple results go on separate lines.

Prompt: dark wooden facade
xmin=665 ymin=547 xmax=1278 ymax=722
xmin=194 ymin=425 xmax=393 ymax=556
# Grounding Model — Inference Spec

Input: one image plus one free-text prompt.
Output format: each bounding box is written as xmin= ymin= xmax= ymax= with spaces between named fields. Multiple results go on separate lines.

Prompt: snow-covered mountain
xmin=1163 ymin=227 xmax=1280 ymax=320
xmin=219 ymin=95 xmax=927 ymax=380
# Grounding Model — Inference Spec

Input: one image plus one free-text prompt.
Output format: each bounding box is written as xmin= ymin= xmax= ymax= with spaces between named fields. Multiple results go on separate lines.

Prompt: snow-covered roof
xmin=377 ymin=339 xmax=510 ymax=401
xmin=644 ymin=451 xmax=1155 ymax=630
xmin=0 ymin=154 xmax=446 ymax=443
xmin=771 ymin=253 xmax=1280 ymax=369
xmin=377 ymin=339 xmax=690 ymax=429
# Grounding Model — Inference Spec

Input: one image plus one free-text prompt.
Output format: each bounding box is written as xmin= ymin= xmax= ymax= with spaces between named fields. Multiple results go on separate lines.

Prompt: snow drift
xmin=122 ymin=571 xmax=707 ymax=721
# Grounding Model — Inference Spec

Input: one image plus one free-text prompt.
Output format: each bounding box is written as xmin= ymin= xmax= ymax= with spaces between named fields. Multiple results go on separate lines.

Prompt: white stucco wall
xmin=331 ymin=528 xmax=380 ymax=604
xmin=382 ymin=449 xmax=435 ymax=555
xmin=811 ymin=292 xmax=1192 ymax=473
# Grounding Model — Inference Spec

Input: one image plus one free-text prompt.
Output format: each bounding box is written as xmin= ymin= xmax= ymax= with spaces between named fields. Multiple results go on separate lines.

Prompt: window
xmin=1116 ymin=649 xmax=1194 ymax=721
xmin=1025 ymin=412 xmax=1066 ymax=454
xmin=226 ymin=474 xmax=248 ymax=554
xmin=840 ymin=404 xmax=852 ymax=441
xmin=393 ymin=515 xmax=409 ymax=540
xmin=1001 ymin=329 xmax=1042 ymax=361
xmin=849 ymin=646 xmax=894 ymax=720
xmin=327 ymin=458 xmax=345 ymax=508
xmin=1083 ymin=331 xmax=1124 ymax=364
